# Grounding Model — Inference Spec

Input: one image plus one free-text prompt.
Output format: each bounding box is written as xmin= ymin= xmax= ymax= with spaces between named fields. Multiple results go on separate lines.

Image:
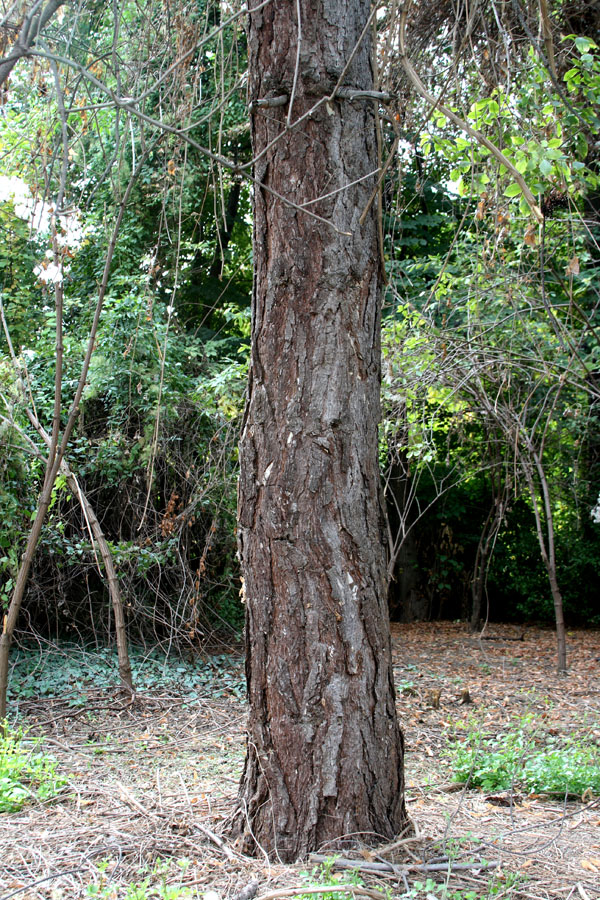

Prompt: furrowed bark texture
xmin=235 ymin=0 xmax=407 ymax=862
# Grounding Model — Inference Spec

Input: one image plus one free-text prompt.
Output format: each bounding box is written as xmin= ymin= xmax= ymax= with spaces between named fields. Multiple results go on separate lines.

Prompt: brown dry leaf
xmin=580 ymin=859 xmax=599 ymax=872
xmin=485 ymin=794 xmax=512 ymax=806
xmin=565 ymin=255 xmax=580 ymax=276
xmin=523 ymin=225 xmax=538 ymax=246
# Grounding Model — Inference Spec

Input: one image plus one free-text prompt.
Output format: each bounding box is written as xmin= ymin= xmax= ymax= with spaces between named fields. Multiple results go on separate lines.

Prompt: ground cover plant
xmin=446 ymin=715 xmax=600 ymax=797
xmin=0 ymin=724 xmax=65 ymax=813
xmin=7 ymin=644 xmax=245 ymax=708
xmin=0 ymin=622 xmax=598 ymax=900
xmin=86 ymin=858 xmax=198 ymax=900
xmin=297 ymin=859 xmax=368 ymax=900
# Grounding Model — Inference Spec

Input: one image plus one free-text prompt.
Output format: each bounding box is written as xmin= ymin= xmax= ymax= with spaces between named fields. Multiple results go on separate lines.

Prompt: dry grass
xmin=0 ymin=622 xmax=599 ymax=900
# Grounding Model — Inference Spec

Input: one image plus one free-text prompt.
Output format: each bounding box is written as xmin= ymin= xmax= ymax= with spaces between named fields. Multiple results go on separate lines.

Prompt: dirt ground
xmin=1 ymin=622 xmax=599 ymax=900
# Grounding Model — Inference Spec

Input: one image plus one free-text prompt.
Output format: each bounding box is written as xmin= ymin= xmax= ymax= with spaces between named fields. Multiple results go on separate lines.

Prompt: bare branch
xmin=0 ymin=0 xmax=64 ymax=87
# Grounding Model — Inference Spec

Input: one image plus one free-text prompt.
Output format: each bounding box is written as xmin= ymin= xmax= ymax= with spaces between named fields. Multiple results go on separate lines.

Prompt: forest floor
xmin=1 ymin=622 xmax=599 ymax=900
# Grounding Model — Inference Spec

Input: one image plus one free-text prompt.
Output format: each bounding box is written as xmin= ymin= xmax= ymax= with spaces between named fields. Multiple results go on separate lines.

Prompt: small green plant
xmin=0 ymin=724 xmax=66 ymax=812
xmin=487 ymin=870 xmax=528 ymax=897
xmin=299 ymin=857 xmax=374 ymax=900
xmin=86 ymin=858 xmax=195 ymax=899
xmin=409 ymin=878 xmax=479 ymax=900
xmin=448 ymin=726 xmax=531 ymax=791
xmin=523 ymin=740 xmax=600 ymax=796
xmin=409 ymin=870 xmax=526 ymax=900
xmin=446 ymin=717 xmax=600 ymax=796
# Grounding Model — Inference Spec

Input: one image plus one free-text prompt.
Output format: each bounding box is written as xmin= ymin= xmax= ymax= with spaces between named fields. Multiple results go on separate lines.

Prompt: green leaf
xmin=504 ymin=183 xmax=522 ymax=197
xmin=519 ymin=195 xmax=532 ymax=216
xmin=575 ymin=36 xmax=598 ymax=53
xmin=576 ymin=134 xmax=589 ymax=159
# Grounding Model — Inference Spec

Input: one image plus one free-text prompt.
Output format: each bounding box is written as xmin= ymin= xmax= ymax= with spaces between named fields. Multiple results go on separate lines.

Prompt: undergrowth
xmin=300 ymin=858 xmax=525 ymax=900
xmin=7 ymin=643 xmax=245 ymax=707
xmin=86 ymin=859 xmax=196 ymax=900
xmin=299 ymin=857 xmax=370 ymax=900
xmin=407 ymin=871 xmax=526 ymax=900
xmin=446 ymin=715 xmax=600 ymax=797
xmin=0 ymin=724 xmax=66 ymax=812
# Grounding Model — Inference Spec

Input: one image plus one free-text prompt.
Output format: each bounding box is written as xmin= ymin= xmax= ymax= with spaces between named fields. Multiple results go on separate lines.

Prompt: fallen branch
xmin=194 ymin=823 xmax=236 ymax=862
xmin=0 ymin=867 xmax=86 ymax=900
xmin=309 ymin=854 xmax=493 ymax=876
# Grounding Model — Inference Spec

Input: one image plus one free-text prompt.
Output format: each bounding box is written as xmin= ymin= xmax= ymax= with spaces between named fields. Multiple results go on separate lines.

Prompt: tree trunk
xmin=63 ymin=470 xmax=133 ymax=693
xmin=234 ymin=0 xmax=407 ymax=862
xmin=521 ymin=452 xmax=567 ymax=673
xmin=470 ymin=488 xmax=506 ymax=633
xmin=385 ymin=453 xmax=426 ymax=622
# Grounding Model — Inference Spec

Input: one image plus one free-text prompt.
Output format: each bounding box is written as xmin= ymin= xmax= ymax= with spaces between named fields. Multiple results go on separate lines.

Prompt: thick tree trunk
xmin=234 ymin=0 xmax=407 ymax=862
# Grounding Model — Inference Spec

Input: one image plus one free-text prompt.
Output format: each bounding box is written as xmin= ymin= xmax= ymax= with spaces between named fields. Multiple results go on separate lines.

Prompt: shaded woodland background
xmin=1 ymin=0 xmax=600 ymax=656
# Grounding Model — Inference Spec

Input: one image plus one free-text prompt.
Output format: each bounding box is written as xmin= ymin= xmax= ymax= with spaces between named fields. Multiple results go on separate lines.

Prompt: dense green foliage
xmin=379 ymin=5 xmax=600 ymax=625
xmin=0 ymin=0 xmax=599 ymax=661
xmin=0 ymin=0 xmax=251 ymax=648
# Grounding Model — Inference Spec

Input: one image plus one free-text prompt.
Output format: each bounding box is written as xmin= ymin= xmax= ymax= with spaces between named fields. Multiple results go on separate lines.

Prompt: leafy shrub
xmin=523 ymin=743 xmax=600 ymax=795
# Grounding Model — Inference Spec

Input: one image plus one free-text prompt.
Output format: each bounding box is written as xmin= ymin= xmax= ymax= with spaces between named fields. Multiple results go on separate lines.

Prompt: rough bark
xmin=234 ymin=0 xmax=407 ymax=862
